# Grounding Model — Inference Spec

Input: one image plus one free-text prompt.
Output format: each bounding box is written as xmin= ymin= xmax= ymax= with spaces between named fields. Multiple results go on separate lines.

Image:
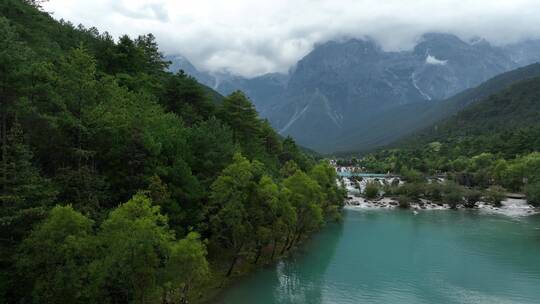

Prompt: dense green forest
xmin=352 ymin=74 xmax=540 ymax=206
xmin=0 ymin=1 xmax=345 ymax=303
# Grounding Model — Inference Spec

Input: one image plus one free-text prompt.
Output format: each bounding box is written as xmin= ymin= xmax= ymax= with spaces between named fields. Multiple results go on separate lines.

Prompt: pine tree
xmin=162 ymin=72 xmax=215 ymax=125
xmin=0 ymin=17 xmax=32 ymax=182
xmin=219 ymin=91 xmax=261 ymax=144
xmin=0 ymin=122 xmax=57 ymax=244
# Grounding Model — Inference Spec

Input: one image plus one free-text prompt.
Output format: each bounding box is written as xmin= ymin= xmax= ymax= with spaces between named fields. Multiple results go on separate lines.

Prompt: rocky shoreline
xmin=337 ymin=173 xmax=539 ymax=217
xmin=345 ymin=196 xmax=539 ymax=217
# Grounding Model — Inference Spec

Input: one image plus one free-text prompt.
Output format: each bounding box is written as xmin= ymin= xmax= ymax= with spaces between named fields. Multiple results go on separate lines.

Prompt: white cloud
xmin=43 ymin=0 xmax=540 ymax=77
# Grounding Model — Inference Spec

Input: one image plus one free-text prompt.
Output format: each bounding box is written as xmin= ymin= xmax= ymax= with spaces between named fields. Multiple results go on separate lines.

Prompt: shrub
xmin=397 ymin=183 xmax=425 ymax=201
xmin=382 ymin=184 xmax=398 ymax=196
xmin=364 ymin=181 xmax=379 ymax=199
xmin=425 ymin=183 xmax=443 ymax=202
xmin=397 ymin=195 xmax=411 ymax=209
xmin=484 ymin=186 xmax=506 ymax=207
xmin=525 ymin=182 xmax=540 ymax=207
xmin=401 ymin=168 xmax=424 ymax=183
xmin=441 ymin=182 xmax=464 ymax=209
xmin=463 ymin=189 xmax=483 ymax=208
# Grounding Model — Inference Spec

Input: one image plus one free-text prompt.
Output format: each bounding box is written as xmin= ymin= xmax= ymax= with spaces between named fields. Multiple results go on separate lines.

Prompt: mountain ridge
xmin=168 ymin=33 xmax=540 ymax=153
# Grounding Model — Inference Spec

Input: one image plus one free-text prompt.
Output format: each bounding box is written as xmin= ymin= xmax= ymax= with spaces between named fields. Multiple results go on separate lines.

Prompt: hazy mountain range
xmin=168 ymin=33 xmax=540 ymax=153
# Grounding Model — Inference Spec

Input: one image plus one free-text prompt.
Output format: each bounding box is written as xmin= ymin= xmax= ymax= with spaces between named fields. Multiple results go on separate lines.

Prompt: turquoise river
xmin=217 ymin=209 xmax=540 ymax=304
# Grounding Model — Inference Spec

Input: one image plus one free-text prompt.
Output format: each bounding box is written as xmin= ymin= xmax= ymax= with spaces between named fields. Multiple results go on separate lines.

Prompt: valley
xmin=169 ymin=34 xmax=540 ymax=153
xmin=3 ymin=1 xmax=540 ymax=304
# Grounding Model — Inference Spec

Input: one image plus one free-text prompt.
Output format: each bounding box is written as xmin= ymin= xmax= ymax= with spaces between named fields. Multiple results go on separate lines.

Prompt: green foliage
xmin=525 ymin=182 xmax=540 ymax=207
xmin=441 ymin=182 xmax=464 ymax=209
xmin=358 ymin=73 xmax=540 ymax=201
xmin=484 ymin=186 xmax=506 ymax=207
xmin=401 ymin=167 xmax=424 ymax=183
xmin=0 ymin=2 xmax=342 ymax=301
xmin=309 ymin=161 xmax=345 ymax=218
xmin=280 ymin=160 xmax=299 ymax=177
xmin=397 ymin=195 xmax=411 ymax=209
xmin=250 ymin=175 xmax=280 ymax=264
xmin=283 ymin=171 xmax=324 ymax=237
xmin=397 ymin=183 xmax=424 ymax=201
xmin=425 ymin=183 xmax=443 ymax=202
xmin=219 ymin=91 xmax=261 ymax=147
xmin=91 ymin=194 xmax=174 ymax=303
xmin=280 ymin=136 xmax=314 ymax=171
xmin=16 ymin=196 xmax=210 ymax=304
xmin=17 ymin=205 xmax=94 ymax=303
xmin=364 ymin=182 xmax=379 ymax=199
xmin=355 ymin=67 xmax=540 ymax=193
xmin=164 ymin=232 xmax=209 ymax=302
xmin=187 ymin=117 xmax=235 ymax=186
xmin=0 ymin=122 xmax=57 ymax=243
xmin=161 ymin=71 xmax=215 ymax=125
xmin=207 ymin=153 xmax=260 ymax=257
xmin=464 ymin=189 xmax=483 ymax=208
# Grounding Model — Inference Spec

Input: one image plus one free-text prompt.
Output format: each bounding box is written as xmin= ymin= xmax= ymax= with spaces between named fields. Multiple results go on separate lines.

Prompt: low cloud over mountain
xmin=45 ymin=0 xmax=540 ymax=77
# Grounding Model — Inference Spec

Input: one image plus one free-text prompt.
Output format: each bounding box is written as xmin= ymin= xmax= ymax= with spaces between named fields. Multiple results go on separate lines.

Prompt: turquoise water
xmin=217 ymin=209 xmax=540 ymax=304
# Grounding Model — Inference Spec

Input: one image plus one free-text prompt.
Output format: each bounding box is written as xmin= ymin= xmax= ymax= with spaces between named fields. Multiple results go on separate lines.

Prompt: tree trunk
xmin=1 ymin=112 xmax=6 ymax=191
xmin=286 ymin=230 xmax=302 ymax=251
xmin=286 ymin=238 xmax=294 ymax=251
xmin=280 ymin=233 xmax=290 ymax=255
xmin=77 ymin=94 xmax=82 ymax=169
xmin=270 ymin=238 xmax=278 ymax=260
xmin=286 ymin=233 xmax=296 ymax=251
xmin=179 ymin=284 xmax=189 ymax=304
xmin=226 ymin=254 xmax=239 ymax=277
xmin=253 ymin=245 xmax=262 ymax=264
xmin=294 ymin=232 xmax=303 ymax=244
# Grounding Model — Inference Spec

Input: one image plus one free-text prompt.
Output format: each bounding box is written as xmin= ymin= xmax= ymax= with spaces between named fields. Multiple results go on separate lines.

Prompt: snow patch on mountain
xmin=411 ymin=71 xmax=432 ymax=101
xmin=426 ymin=55 xmax=448 ymax=65
xmin=279 ymin=104 xmax=309 ymax=134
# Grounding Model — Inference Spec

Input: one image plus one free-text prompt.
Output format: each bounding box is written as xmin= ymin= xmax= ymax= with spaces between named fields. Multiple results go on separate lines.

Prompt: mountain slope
xmin=377 ymin=75 xmax=540 ymax=163
xmin=274 ymin=34 xmax=539 ymax=152
xmin=329 ymin=63 xmax=540 ymax=154
xmin=417 ymin=76 xmax=540 ymax=142
xmin=168 ymin=34 xmax=540 ymax=154
xmin=358 ymin=73 xmax=540 ymax=197
xmin=166 ymin=55 xmax=288 ymax=116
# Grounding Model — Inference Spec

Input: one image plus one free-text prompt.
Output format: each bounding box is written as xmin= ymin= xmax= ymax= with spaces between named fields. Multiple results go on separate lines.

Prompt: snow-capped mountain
xmin=167 ymin=33 xmax=540 ymax=153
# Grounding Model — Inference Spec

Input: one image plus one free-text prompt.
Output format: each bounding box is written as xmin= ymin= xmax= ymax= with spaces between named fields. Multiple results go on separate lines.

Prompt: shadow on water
xmin=216 ymin=220 xmax=345 ymax=304
xmin=217 ymin=209 xmax=540 ymax=304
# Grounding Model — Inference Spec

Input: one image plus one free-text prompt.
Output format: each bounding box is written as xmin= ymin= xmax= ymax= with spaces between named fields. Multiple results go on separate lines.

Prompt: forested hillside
xmin=0 ymin=1 xmax=344 ymax=303
xmin=359 ymin=75 xmax=540 ymax=204
xmin=330 ymin=63 xmax=540 ymax=154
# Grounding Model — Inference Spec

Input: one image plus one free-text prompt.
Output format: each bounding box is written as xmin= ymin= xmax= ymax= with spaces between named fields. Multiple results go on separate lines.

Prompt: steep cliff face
xmin=269 ymin=33 xmax=526 ymax=152
xmin=411 ymin=33 xmax=515 ymax=100
xmin=168 ymin=33 xmax=540 ymax=153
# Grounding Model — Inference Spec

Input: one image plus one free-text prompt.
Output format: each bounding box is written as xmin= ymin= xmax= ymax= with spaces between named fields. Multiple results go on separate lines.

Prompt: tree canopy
xmin=0 ymin=1 xmax=344 ymax=302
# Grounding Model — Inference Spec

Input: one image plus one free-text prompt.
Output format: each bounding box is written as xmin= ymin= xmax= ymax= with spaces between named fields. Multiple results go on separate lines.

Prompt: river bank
xmin=345 ymin=196 xmax=538 ymax=217
xmin=340 ymin=174 xmax=539 ymax=217
xmin=215 ymin=209 xmax=540 ymax=303
xmin=193 ymin=232 xmax=326 ymax=304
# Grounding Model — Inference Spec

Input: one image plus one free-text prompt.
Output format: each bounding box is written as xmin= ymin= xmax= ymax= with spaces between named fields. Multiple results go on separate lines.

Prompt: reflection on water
xmin=217 ymin=210 xmax=540 ymax=304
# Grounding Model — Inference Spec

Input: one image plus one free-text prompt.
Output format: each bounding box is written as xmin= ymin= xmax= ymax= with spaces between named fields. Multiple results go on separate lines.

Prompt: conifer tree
xmin=0 ymin=122 xmax=56 ymax=243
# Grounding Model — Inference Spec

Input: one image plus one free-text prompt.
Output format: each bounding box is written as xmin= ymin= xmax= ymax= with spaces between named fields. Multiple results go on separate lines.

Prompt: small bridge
xmin=337 ymin=172 xmax=400 ymax=178
xmin=506 ymin=193 xmax=526 ymax=199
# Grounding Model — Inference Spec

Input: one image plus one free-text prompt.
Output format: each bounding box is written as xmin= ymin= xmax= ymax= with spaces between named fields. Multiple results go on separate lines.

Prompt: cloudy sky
xmin=44 ymin=0 xmax=540 ymax=77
